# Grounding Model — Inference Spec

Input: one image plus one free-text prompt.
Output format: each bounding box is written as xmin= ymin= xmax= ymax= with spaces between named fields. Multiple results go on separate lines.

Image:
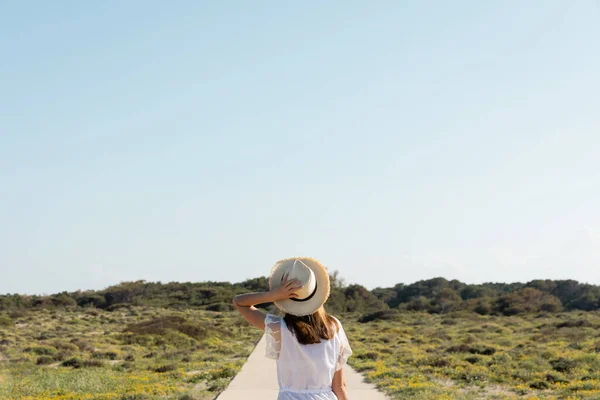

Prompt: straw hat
xmin=269 ymin=257 xmax=331 ymax=316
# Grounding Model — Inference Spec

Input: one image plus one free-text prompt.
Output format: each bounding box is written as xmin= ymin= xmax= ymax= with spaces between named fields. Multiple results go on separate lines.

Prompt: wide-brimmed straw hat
xmin=269 ymin=257 xmax=331 ymax=317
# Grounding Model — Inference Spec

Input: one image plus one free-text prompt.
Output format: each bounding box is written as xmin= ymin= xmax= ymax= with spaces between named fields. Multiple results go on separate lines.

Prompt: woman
xmin=233 ymin=257 xmax=352 ymax=400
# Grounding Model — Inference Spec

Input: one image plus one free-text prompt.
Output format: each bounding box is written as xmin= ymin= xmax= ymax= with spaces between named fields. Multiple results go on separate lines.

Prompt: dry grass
xmin=0 ymin=307 xmax=261 ymax=400
xmin=346 ymin=310 xmax=600 ymax=399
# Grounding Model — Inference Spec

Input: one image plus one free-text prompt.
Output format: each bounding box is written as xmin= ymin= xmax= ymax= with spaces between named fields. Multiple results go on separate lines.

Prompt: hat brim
xmin=269 ymin=257 xmax=331 ymax=316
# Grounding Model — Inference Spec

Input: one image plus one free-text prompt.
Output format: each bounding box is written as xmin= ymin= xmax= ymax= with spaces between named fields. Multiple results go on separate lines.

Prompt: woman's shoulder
xmin=265 ymin=313 xmax=282 ymax=325
xmin=328 ymin=314 xmax=344 ymax=332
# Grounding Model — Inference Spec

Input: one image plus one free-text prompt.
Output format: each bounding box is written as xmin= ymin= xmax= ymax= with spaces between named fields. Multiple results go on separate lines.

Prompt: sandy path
xmin=217 ymin=335 xmax=390 ymax=399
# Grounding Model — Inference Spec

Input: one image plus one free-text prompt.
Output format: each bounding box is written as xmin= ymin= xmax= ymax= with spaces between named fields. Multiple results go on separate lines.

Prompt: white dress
xmin=264 ymin=314 xmax=353 ymax=400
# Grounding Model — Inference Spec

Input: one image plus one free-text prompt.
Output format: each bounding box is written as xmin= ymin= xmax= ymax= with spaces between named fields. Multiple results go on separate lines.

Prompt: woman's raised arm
xmin=232 ymin=277 xmax=301 ymax=329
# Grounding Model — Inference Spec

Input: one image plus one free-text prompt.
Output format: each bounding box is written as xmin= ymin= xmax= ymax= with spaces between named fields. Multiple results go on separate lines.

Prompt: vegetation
xmin=2 ymin=277 xmax=600 ymax=317
xmin=0 ymin=307 xmax=261 ymax=399
xmin=2 ymin=275 xmax=600 ymax=399
xmin=348 ymin=310 xmax=600 ymax=399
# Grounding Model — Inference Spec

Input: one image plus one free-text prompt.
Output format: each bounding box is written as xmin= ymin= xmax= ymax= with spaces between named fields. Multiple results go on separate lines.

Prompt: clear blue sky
xmin=1 ymin=1 xmax=599 ymax=295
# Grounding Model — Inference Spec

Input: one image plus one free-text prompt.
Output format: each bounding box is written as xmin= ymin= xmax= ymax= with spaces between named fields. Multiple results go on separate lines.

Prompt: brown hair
xmin=283 ymin=306 xmax=339 ymax=345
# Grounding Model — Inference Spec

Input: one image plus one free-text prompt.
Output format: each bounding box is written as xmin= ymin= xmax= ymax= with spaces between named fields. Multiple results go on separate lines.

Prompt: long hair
xmin=283 ymin=306 xmax=339 ymax=345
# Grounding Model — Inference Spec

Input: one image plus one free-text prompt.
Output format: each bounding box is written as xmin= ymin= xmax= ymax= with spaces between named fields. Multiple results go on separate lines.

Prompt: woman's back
xmin=265 ymin=314 xmax=352 ymax=400
xmin=232 ymin=258 xmax=352 ymax=399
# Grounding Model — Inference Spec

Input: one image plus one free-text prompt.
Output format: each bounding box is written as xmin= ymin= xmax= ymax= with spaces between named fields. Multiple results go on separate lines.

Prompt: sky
xmin=1 ymin=1 xmax=599 ymax=295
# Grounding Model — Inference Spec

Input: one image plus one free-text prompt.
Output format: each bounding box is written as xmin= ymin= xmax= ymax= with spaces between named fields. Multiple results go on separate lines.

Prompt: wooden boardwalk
xmin=218 ymin=335 xmax=390 ymax=399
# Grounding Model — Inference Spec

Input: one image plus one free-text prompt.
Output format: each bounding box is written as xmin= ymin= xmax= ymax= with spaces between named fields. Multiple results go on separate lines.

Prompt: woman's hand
xmin=232 ymin=275 xmax=302 ymax=330
xmin=270 ymin=274 xmax=303 ymax=301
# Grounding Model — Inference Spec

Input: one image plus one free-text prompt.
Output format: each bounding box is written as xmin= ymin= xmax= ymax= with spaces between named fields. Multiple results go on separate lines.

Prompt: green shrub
xmin=154 ymin=364 xmax=177 ymax=373
xmin=6 ymin=309 xmax=29 ymax=320
xmin=91 ymin=350 xmax=119 ymax=360
xmin=550 ymin=358 xmax=579 ymax=373
xmin=61 ymin=357 xmax=83 ymax=368
xmin=51 ymin=341 xmax=79 ymax=352
xmin=83 ymin=359 xmax=105 ymax=368
xmin=106 ymin=303 xmax=132 ymax=312
xmin=36 ymin=356 xmax=55 ymax=365
xmin=425 ymin=356 xmax=451 ymax=368
xmin=149 ymin=330 xmax=196 ymax=348
xmin=446 ymin=344 xmax=496 ymax=355
xmin=24 ymin=345 xmax=57 ymax=356
xmin=119 ymin=395 xmax=151 ymax=400
xmin=208 ymin=378 xmax=230 ymax=392
xmin=55 ymin=350 xmax=71 ymax=361
xmin=206 ymin=303 xmax=235 ymax=312
xmin=530 ymin=381 xmax=550 ymax=389
xmin=356 ymin=351 xmax=379 ymax=360
xmin=70 ymin=338 xmax=94 ymax=352
xmin=556 ymin=319 xmax=593 ymax=328
xmin=465 ymin=356 xmax=480 ymax=364
xmin=546 ymin=373 xmax=569 ymax=383
xmin=358 ymin=310 xmax=397 ymax=323
xmin=121 ymin=361 xmax=136 ymax=371
xmin=441 ymin=318 xmax=457 ymax=325
xmin=0 ymin=314 xmax=13 ymax=327
xmin=179 ymin=394 xmax=204 ymax=400
xmin=36 ymin=331 xmax=57 ymax=340
xmin=211 ymin=365 xmax=238 ymax=379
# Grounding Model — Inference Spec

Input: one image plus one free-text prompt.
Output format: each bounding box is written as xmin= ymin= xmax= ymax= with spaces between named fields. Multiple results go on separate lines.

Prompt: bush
xmin=91 ymin=351 xmax=119 ymax=360
xmin=441 ymin=318 xmax=457 ymax=325
xmin=61 ymin=358 xmax=83 ymax=368
xmin=206 ymin=303 xmax=235 ymax=312
xmin=124 ymin=316 xmax=208 ymax=340
xmin=83 ymin=359 xmax=105 ymax=368
xmin=51 ymin=341 xmax=79 ymax=352
xmin=121 ymin=361 xmax=136 ymax=371
xmin=446 ymin=344 xmax=496 ymax=355
xmin=24 ymin=346 xmax=57 ymax=356
xmin=36 ymin=331 xmax=57 ymax=340
xmin=556 ymin=319 xmax=593 ymax=329
xmin=7 ymin=309 xmax=28 ymax=319
xmin=465 ymin=356 xmax=480 ymax=364
xmin=154 ymin=364 xmax=177 ymax=373
xmin=446 ymin=344 xmax=471 ymax=353
xmin=497 ymin=288 xmax=563 ymax=315
xmin=425 ymin=356 xmax=451 ymax=368
xmin=0 ymin=314 xmax=13 ymax=327
xmin=358 ymin=310 xmax=397 ymax=323
xmin=36 ymin=356 xmax=55 ymax=365
xmin=468 ymin=345 xmax=496 ymax=355
xmin=119 ymin=395 xmax=151 ymax=400
xmin=55 ymin=350 xmax=71 ymax=361
xmin=546 ymin=373 xmax=569 ymax=383
xmin=208 ymin=365 xmax=238 ymax=379
xmin=70 ymin=339 xmax=94 ymax=352
xmin=106 ymin=304 xmax=132 ymax=312
xmin=179 ymin=395 xmax=204 ymax=400
xmin=530 ymin=381 xmax=550 ymax=390
xmin=356 ymin=352 xmax=378 ymax=360
xmin=550 ymin=358 xmax=578 ymax=373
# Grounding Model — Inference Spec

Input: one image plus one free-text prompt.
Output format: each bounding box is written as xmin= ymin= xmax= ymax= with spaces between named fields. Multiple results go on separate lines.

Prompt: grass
xmin=0 ymin=307 xmax=261 ymax=400
xmin=2 ymin=307 xmax=600 ymax=399
xmin=346 ymin=310 xmax=600 ymax=399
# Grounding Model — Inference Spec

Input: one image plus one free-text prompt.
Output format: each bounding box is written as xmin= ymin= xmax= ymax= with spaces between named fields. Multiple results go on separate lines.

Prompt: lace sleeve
xmin=336 ymin=321 xmax=353 ymax=371
xmin=264 ymin=313 xmax=282 ymax=360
